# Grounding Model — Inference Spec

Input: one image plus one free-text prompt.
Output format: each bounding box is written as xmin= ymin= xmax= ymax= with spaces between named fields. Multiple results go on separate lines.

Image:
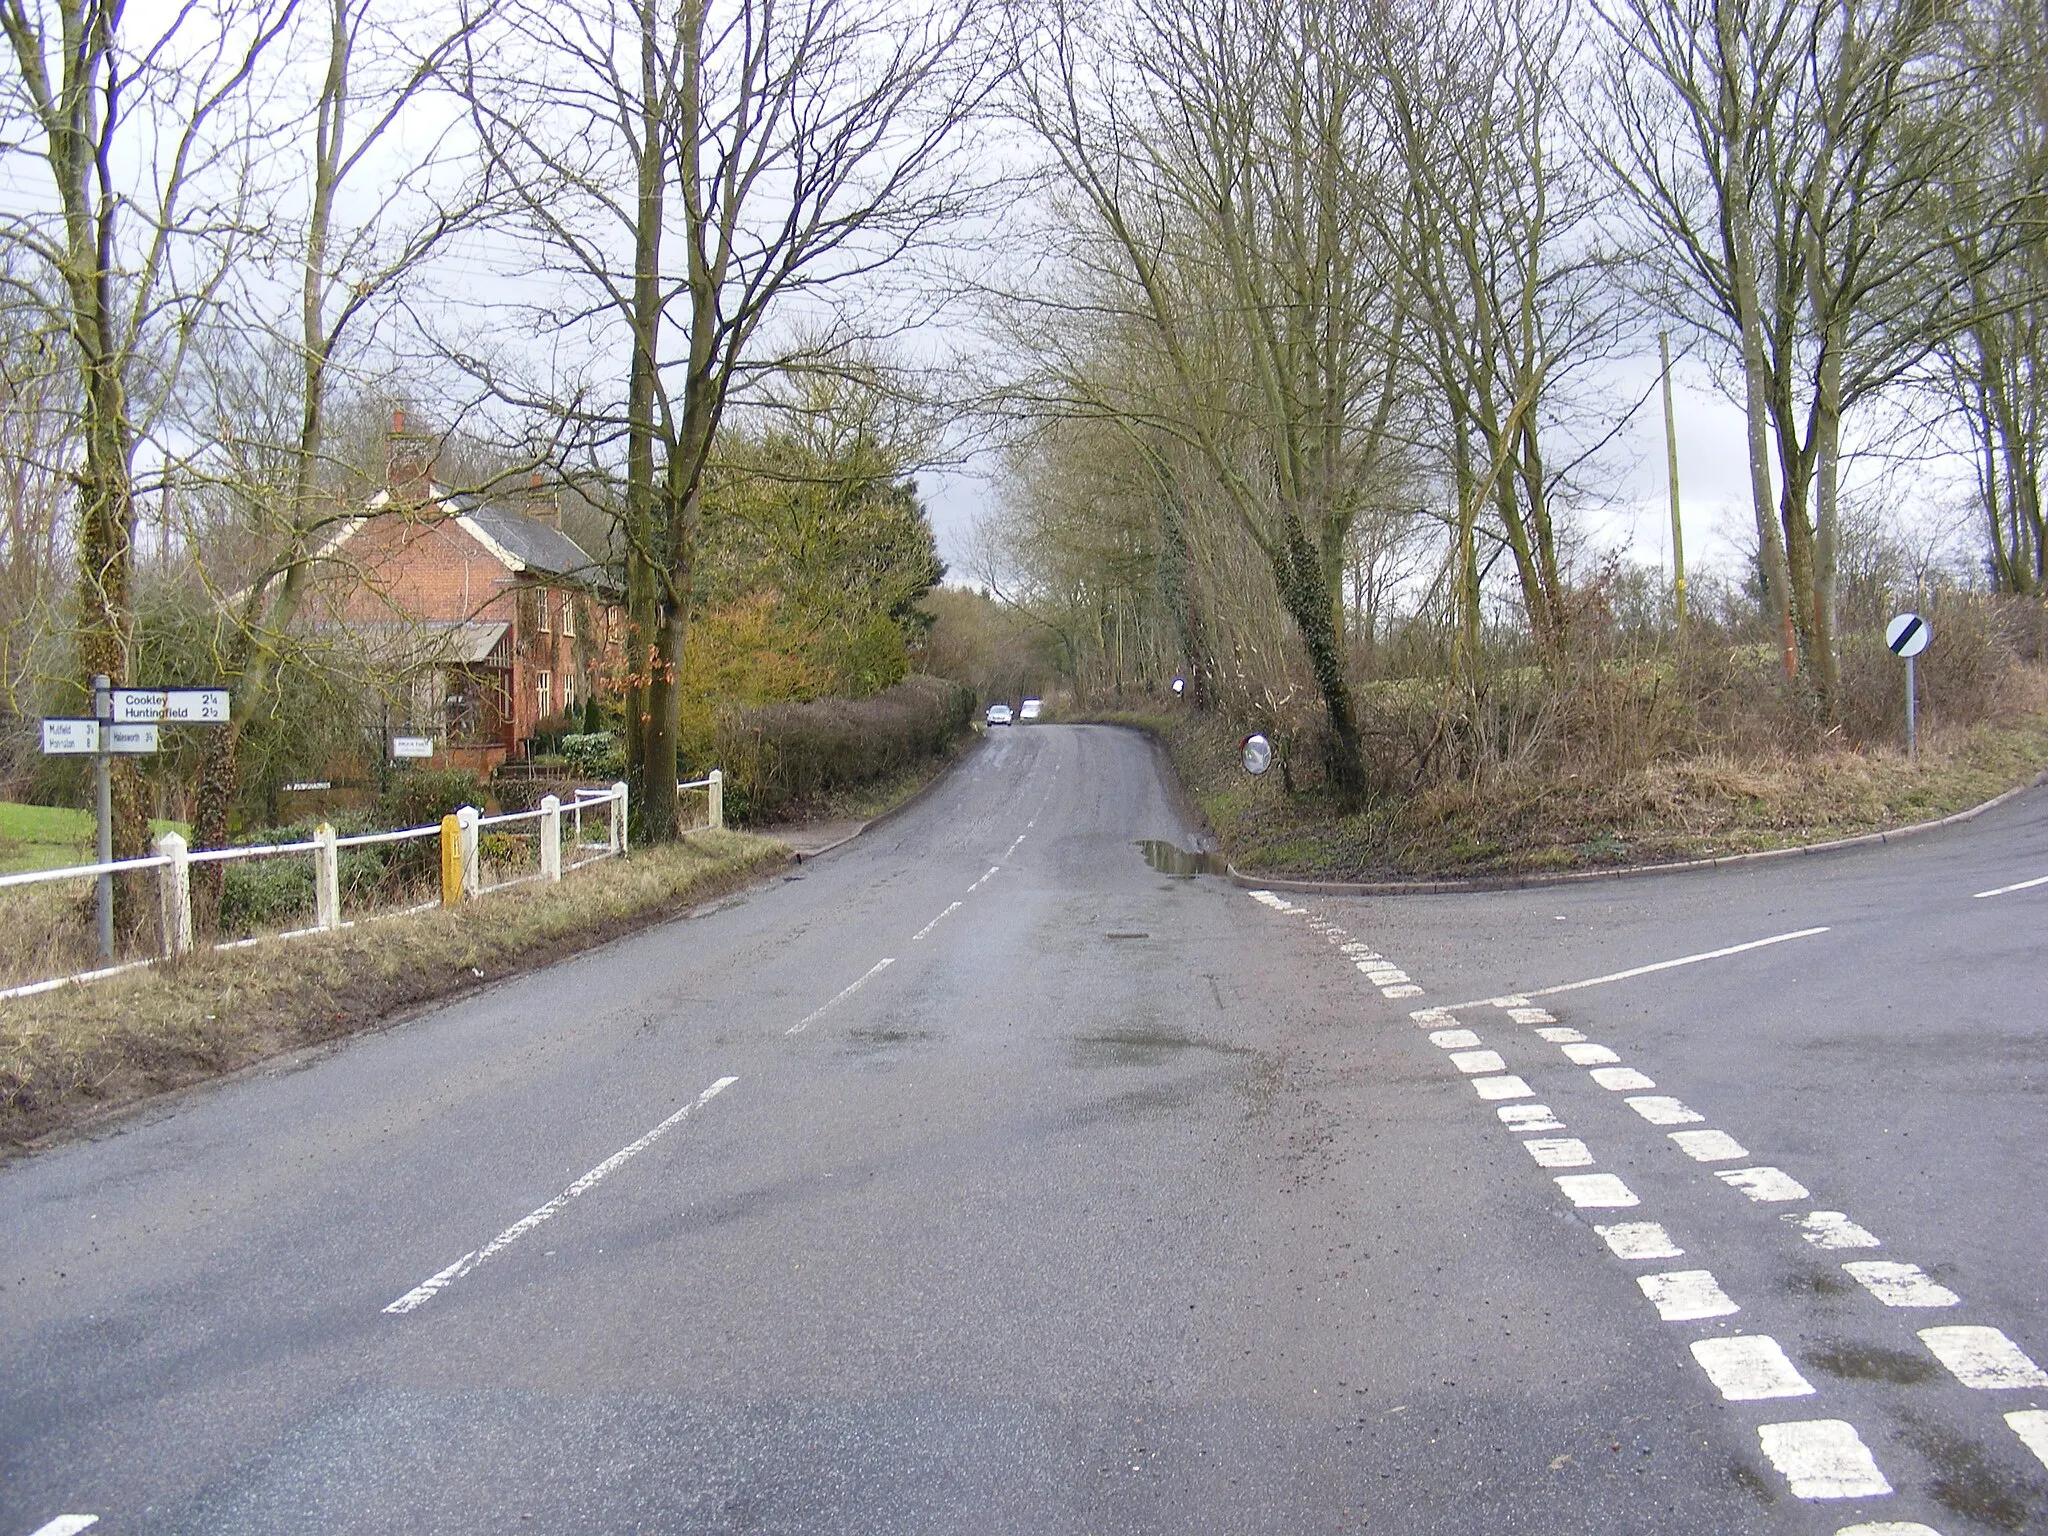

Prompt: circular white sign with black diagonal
xmin=1886 ymin=611 xmax=1930 ymax=658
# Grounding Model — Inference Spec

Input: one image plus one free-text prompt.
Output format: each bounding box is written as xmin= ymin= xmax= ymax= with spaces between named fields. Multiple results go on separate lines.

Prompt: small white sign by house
xmin=392 ymin=736 xmax=436 ymax=759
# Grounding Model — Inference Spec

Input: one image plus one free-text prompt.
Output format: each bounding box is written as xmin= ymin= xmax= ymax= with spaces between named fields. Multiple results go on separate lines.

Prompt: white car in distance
xmin=1019 ymin=699 xmax=1043 ymax=721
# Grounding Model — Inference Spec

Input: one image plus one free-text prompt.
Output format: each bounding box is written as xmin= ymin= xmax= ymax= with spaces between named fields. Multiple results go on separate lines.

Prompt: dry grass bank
xmin=0 ymin=830 xmax=787 ymax=1153
xmin=1114 ymin=663 xmax=2048 ymax=881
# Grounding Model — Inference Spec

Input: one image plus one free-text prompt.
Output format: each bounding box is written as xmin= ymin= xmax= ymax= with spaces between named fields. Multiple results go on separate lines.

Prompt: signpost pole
xmin=92 ymin=673 xmax=114 ymax=960
xmin=1906 ymin=653 xmax=1918 ymax=761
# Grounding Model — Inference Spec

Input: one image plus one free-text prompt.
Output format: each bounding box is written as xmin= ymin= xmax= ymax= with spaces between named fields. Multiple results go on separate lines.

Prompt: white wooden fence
xmin=0 ymin=781 xmax=635 ymax=1003
xmin=677 ymin=769 xmax=725 ymax=833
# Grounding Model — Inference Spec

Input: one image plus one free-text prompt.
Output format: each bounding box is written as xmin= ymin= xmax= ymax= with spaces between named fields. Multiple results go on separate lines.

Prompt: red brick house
xmin=317 ymin=419 xmax=627 ymax=773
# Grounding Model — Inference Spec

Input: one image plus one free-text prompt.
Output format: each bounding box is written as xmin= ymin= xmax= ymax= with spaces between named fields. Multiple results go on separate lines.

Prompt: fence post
xmin=313 ymin=822 xmax=341 ymax=930
xmin=457 ymin=805 xmax=481 ymax=898
xmin=610 ymin=781 xmax=628 ymax=854
xmin=540 ymin=794 xmax=562 ymax=881
xmin=155 ymin=831 xmax=192 ymax=958
xmin=708 ymin=768 xmax=723 ymax=831
xmin=440 ymin=814 xmax=462 ymax=907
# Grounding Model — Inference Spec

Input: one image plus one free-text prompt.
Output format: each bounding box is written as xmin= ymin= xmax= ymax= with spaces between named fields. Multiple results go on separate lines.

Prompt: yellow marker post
xmin=440 ymin=813 xmax=463 ymax=907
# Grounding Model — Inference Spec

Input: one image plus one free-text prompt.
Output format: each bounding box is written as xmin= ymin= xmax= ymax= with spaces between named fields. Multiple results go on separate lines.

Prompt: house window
xmin=537 ymin=670 xmax=552 ymax=719
xmin=561 ymin=594 xmax=576 ymax=637
xmin=537 ymin=587 xmax=552 ymax=633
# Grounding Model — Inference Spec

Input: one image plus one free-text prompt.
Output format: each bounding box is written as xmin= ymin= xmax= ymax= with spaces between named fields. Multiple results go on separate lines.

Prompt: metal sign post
xmin=1885 ymin=612 xmax=1931 ymax=760
xmin=40 ymin=680 xmax=230 ymax=960
xmin=93 ymin=674 xmax=114 ymax=959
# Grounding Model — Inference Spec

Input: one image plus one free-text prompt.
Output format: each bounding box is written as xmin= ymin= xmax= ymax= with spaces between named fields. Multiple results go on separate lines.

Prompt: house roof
xmin=446 ymin=496 xmax=610 ymax=584
xmin=363 ymin=484 xmax=619 ymax=593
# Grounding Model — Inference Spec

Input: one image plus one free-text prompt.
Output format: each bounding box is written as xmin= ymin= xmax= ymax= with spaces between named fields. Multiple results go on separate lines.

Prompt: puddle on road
xmin=1072 ymin=1029 xmax=1252 ymax=1067
xmin=1780 ymin=1268 xmax=1855 ymax=1298
xmin=1803 ymin=1341 xmax=1939 ymax=1385
xmin=1137 ymin=840 xmax=1226 ymax=876
xmin=1901 ymin=1415 xmax=2035 ymax=1532
xmin=845 ymin=1025 xmax=937 ymax=1055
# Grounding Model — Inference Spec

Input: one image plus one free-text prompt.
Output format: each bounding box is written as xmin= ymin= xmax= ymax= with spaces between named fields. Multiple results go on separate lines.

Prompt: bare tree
xmin=463 ymin=0 xmax=1000 ymax=838
xmin=1385 ymin=0 xmax=1624 ymax=670
xmin=1918 ymin=0 xmax=2048 ymax=594
xmin=174 ymin=0 xmax=484 ymax=886
xmin=0 ymin=0 xmax=295 ymax=858
xmin=1598 ymin=0 xmax=1973 ymax=710
xmin=1011 ymin=0 xmax=1415 ymax=803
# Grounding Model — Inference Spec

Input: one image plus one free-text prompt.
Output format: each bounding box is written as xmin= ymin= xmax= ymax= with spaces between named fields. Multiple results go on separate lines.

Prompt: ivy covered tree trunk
xmin=1269 ymin=516 xmax=1367 ymax=808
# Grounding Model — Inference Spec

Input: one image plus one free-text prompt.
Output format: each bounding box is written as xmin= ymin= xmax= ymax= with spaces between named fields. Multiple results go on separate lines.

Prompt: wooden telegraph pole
xmin=1660 ymin=331 xmax=1686 ymax=630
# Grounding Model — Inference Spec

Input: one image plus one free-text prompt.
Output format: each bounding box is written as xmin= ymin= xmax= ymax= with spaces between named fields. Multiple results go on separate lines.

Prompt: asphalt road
xmin=3 ymin=723 xmax=2044 ymax=1535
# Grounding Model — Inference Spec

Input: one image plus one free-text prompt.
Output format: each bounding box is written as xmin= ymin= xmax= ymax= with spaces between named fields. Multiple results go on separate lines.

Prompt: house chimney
xmin=528 ymin=470 xmax=562 ymax=529
xmin=386 ymin=409 xmax=436 ymax=504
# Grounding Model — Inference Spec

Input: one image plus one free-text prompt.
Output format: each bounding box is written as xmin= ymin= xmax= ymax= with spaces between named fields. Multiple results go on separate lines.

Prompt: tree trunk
xmin=1731 ymin=209 xmax=1797 ymax=678
xmin=1807 ymin=323 xmax=1844 ymax=710
xmin=621 ymin=0 xmax=668 ymax=833
xmin=1269 ymin=515 xmax=1366 ymax=807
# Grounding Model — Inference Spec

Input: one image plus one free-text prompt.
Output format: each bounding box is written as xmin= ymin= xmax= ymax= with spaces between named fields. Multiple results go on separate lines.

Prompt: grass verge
xmin=0 ymin=829 xmax=787 ymax=1153
xmin=1091 ymin=673 xmax=2048 ymax=882
xmin=0 ymin=802 xmax=188 ymax=874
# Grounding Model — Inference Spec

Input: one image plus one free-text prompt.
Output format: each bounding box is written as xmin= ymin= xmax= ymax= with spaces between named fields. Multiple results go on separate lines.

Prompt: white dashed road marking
xmin=385 ymin=1076 xmax=738 ymax=1315
xmin=1535 ymin=1026 xmax=1584 ymax=1042
xmin=1560 ymin=1042 xmax=1620 ymax=1065
xmin=1498 ymin=1104 xmax=1565 ymax=1131
xmin=1555 ymin=1173 xmax=1638 ymax=1208
xmin=1756 ymin=1420 xmax=1893 ymax=1499
xmin=1505 ymin=1006 xmax=1556 ymax=1024
xmin=1449 ymin=1049 xmax=1506 ymax=1075
xmin=1841 ymin=1262 xmax=1960 ymax=1309
xmin=1626 ymin=1095 xmax=1704 ymax=1125
xmin=1522 ymin=1137 xmax=1594 ymax=1169
xmin=1589 ymin=1066 xmax=1656 ymax=1091
xmin=787 ymin=958 xmax=896 ymax=1035
xmin=911 ymin=902 xmax=961 ymax=941
xmin=1445 ymin=926 xmax=1832 ymax=1007
xmin=1717 ymin=1167 xmax=1810 ymax=1203
xmin=27 ymin=1519 xmax=99 ymax=1536
xmin=966 ymin=865 xmax=1000 ymax=893
xmin=1691 ymin=1336 xmax=1816 ymax=1401
xmin=1428 ymin=1028 xmax=1483 ymax=1048
xmin=1472 ymin=1075 xmax=1534 ymax=1101
xmin=1917 ymin=1326 xmax=2048 ymax=1389
xmin=1972 ymin=872 xmax=2048 ymax=899
xmin=1792 ymin=1212 xmax=1882 ymax=1249
xmin=2006 ymin=1409 xmax=2048 ymax=1471
xmin=1639 ymin=1269 xmax=1740 ymax=1321
xmin=1833 ymin=1523 xmax=1944 ymax=1535
xmin=1596 ymin=1222 xmax=1685 ymax=1260
xmin=1668 ymin=1129 xmax=1748 ymax=1163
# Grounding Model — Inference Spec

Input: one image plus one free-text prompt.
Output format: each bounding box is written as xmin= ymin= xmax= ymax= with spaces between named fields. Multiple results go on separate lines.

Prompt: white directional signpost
xmin=111 ymin=687 xmax=229 ymax=723
xmin=39 ymin=677 xmax=230 ymax=959
xmin=1886 ymin=612 xmax=1931 ymax=760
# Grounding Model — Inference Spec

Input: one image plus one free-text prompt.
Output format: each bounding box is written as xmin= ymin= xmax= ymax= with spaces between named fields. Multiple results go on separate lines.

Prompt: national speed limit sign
xmin=1886 ymin=611 xmax=1930 ymax=658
